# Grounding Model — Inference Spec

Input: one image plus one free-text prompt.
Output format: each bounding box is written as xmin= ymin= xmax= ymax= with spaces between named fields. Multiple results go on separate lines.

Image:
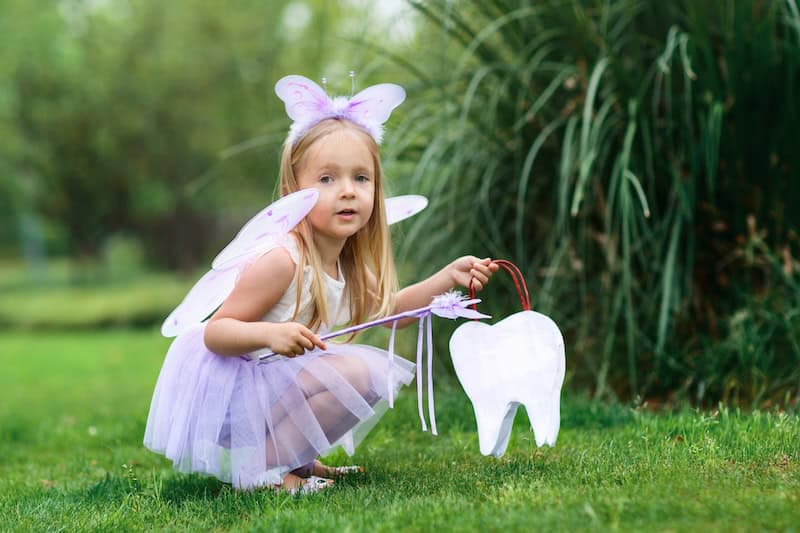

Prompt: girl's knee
xmin=295 ymin=368 xmax=325 ymax=397
xmin=328 ymin=356 xmax=371 ymax=395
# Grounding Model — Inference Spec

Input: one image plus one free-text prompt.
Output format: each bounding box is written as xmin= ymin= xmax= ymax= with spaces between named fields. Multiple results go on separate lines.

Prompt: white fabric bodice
xmin=259 ymin=236 xmax=350 ymax=335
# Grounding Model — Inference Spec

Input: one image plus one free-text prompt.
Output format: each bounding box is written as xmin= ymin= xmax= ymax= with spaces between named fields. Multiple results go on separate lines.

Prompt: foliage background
xmin=1 ymin=0 xmax=799 ymax=406
xmin=392 ymin=0 xmax=800 ymax=405
xmin=0 ymin=0 xmax=412 ymax=269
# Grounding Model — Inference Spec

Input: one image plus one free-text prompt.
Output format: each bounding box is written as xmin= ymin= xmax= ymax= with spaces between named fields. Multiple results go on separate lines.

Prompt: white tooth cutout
xmin=449 ymin=310 xmax=565 ymax=457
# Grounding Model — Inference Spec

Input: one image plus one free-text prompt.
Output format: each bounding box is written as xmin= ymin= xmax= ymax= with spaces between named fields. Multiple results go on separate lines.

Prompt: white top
xmin=259 ymin=236 xmax=350 ymax=335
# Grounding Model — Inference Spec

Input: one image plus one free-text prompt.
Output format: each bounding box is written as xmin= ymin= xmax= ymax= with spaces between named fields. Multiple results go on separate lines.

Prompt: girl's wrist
xmin=446 ymin=260 xmax=461 ymax=290
xmin=260 ymin=321 xmax=280 ymax=351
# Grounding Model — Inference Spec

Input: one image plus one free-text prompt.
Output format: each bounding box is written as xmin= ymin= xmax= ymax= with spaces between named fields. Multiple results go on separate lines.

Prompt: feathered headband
xmin=275 ymin=74 xmax=406 ymax=146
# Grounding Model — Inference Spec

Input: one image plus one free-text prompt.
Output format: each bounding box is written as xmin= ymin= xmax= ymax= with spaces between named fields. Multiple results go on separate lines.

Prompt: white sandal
xmin=314 ymin=460 xmax=364 ymax=476
xmin=273 ymin=475 xmax=334 ymax=496
xmin=328 ymin=465 xmax=364 ymax=476
xmin=291 ymin=476 xmax=334 ymax=496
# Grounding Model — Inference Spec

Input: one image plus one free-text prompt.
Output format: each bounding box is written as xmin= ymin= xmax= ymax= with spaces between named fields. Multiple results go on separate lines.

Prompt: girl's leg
xmin=290 ymin=460 xmax=316 ymax=478
xmin=265 ymin=355 xmax=372 ymax=474
xmin=296 ymin=354 xmax=372 ymax=398
xmin=277 ymin=472 xmax=334 ymax=492
xmin=266 ymin=390 xmax=358 ymax=465
xmin=312 ymin=459 xmax=364 ymax=477
xmin=265 ymin=354 xmax=372 ymax=427
xmin=290 ymin=458 xmax=363 ymax=478
xmin=301 ymin=355 xmax=372 ymax=475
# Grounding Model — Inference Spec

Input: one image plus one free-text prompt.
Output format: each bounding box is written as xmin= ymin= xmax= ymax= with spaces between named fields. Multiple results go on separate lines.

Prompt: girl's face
xmin=295 ymin=127 xmax=376 ymax=247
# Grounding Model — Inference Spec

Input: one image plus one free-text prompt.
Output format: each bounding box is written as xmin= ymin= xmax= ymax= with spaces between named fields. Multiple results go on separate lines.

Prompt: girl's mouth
xmin=337 ymin=209 xmax=356 ymax=216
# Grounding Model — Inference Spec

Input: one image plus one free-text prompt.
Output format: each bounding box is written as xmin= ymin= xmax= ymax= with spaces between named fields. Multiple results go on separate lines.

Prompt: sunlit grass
xmin=0 ymin=329 xmax=798 ymax=530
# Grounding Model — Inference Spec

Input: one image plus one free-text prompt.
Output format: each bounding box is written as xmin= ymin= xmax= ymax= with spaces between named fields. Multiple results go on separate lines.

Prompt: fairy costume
xmin=144 ymin=236 xmax=415 ymax=489
xmin=144 ymin=73 xmax=417 ymax=489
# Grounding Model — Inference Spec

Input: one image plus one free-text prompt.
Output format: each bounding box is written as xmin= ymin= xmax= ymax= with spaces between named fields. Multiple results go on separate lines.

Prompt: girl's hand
xmin=449 ymin=256 xmax=499 ymax=292
xmin=265 ymin=322 xmax=326 ymax=357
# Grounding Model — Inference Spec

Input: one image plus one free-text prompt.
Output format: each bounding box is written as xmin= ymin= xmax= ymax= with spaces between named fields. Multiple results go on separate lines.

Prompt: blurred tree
xmin=0 ymin=0 xmax=62 ymax=258
xmin=1 ymin=0 xmax=363 ymax=269
xmin=9 ymin=0 xmax=293 ymax=269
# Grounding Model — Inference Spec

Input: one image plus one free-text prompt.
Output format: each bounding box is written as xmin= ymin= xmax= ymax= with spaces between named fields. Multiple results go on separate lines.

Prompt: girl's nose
xmin=339 ymin=178 xmax=356 ymax=197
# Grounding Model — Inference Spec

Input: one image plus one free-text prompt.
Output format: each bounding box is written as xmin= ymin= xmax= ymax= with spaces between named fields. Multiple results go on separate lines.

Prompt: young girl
xmin=144 ymin=75 xmax=497 ymax=494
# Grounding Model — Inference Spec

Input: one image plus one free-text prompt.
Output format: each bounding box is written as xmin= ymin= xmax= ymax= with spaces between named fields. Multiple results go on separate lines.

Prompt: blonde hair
xmin=278 ymin=118 xmax=398 ymax=330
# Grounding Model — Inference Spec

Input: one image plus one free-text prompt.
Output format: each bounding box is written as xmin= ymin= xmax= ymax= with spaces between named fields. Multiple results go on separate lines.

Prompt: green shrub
xmin=393 ymin=0 xmax=800 ymax=404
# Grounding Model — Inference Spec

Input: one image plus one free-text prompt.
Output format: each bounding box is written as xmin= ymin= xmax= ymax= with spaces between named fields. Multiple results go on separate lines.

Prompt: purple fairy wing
xmin=386 ymin=194 xmax=428 ymax=225
xmin=161 ymin=189 xmax=318 ymax=337
xmin=212 ymin=188 xmax=318 ymax=270
xmin=347 ymin=83 xmax=406 ymax=125
xmin=274 ymin=75 xmax=331 ymax=121
xmin=161 ymin=261 xmax=244 ymax=337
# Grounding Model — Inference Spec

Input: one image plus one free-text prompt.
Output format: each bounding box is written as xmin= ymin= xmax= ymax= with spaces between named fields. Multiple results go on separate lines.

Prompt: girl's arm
xmin=204 ymin=247 xmax=326 ymax=357
xmin=392 ymin=256 xmax=498 ymax=326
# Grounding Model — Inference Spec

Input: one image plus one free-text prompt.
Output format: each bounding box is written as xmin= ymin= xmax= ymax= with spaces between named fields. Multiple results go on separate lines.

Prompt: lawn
xmin=0 ymin=329 xmax=798 ymax=531
xmin=0 ymin=260 xmax=195 ymax=330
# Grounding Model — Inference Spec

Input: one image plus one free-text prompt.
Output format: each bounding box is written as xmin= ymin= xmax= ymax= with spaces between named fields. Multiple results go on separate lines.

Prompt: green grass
xmin=0 ymin=330 xmax=798 ymax=531
xmin=0 ymin=260 xmax=195 ymax=330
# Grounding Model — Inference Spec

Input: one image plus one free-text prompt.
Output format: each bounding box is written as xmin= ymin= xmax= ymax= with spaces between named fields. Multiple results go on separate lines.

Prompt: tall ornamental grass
xmin=391 ymin=0 xmax=800 ymax=404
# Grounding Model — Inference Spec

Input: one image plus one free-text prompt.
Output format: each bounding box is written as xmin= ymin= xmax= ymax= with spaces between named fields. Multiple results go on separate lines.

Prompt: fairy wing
xmin=212 ymin=189 xmax=319 ymax=270
xmin=160 ymin=261 xmax=243 ymax=337
xmin=274 ymin=75 xmax=331 ymax=122
xmin=162 ymin=240 xmax=297 ymax=338
xmin=385 ymin=194 xmax=428 ymax=224
xmin=162 ymin=189 xmax=318 ymax=337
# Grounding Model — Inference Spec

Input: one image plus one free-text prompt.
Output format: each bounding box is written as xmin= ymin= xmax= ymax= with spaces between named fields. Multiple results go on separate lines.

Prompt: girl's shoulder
xmin=234 ymin=246 xmax=294 ymax=295
xmin=210 ymin=236 xmax=300 ymax=323
xmin=235 ymin=235 xmax=301 ymax=289
xmin=243 ymin=233 xmax=301 ymax=270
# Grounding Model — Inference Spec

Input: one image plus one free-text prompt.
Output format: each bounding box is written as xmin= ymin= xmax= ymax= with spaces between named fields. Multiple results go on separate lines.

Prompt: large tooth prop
xmin=449 ymin=310 xmax=565 ymax=457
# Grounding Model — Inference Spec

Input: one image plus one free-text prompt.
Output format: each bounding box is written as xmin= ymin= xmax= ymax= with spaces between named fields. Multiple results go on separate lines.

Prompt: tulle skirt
xmin=144 ymin=324 xmax=415 ymax=489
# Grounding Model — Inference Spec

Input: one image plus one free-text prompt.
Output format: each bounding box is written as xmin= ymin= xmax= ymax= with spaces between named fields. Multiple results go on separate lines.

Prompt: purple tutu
xmin=144 ymin=323 xmax=415 ymax=489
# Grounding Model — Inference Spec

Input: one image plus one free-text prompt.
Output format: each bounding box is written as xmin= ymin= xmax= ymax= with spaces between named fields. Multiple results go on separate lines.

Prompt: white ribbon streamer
xmin=416 ymin=317 xmax=427 ymax=432
xmin=387 ymin=320 xmax=398 ymax=408
xmin=426 ymin=313 xmax=437 ymax=435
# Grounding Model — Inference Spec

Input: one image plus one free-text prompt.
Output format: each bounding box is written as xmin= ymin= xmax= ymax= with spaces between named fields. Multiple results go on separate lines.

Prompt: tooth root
xmin=472 ymin=399 xmax=518 ymax=457
xmin=523 ymin=394 xmax=560 ymax=447
xmin=522 ymin=343 xmax=566 ymax=447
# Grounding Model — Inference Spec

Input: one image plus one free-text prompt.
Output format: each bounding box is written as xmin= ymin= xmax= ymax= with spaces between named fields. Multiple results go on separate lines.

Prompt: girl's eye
xmin=320 ymin=175 xmax=333 ymax=183
xmin=356 ymin=174 xmax=370 ymax=182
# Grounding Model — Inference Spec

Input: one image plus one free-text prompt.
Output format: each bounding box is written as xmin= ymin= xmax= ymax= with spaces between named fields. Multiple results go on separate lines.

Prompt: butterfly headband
xmin=275 ymin=74 xmax=406 ymax=145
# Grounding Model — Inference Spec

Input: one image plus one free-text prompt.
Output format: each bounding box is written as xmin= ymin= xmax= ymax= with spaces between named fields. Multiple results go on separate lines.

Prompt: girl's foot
xmin=313 ymin=459 xmax=364 ymax=477
xmin=274 ymin=472 xmax=334 ymax=495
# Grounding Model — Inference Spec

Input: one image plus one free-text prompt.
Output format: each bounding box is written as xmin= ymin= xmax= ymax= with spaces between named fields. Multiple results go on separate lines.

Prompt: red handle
xmin=468 ymin=259 xmax=530 ymax=313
